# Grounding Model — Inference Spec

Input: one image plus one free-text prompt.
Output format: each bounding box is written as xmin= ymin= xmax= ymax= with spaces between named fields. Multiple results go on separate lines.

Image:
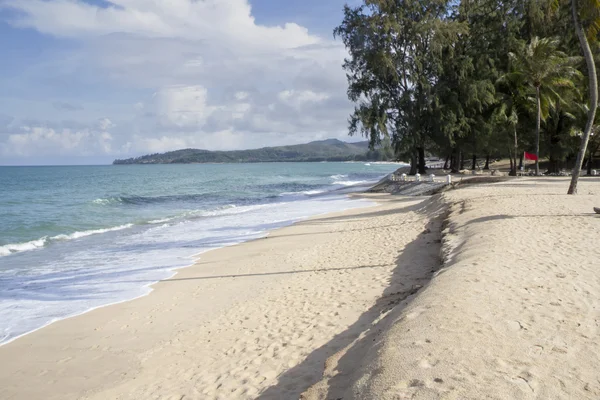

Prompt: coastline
xmin=0 ymin=175 xmax=384 ymax=347
xmin=0 ymin=191 xmax=380 ymax=349
xmin=0 ymin=191 xmax=440 ymax=400
xmin=2 ymin=177 xmax=599 ymax=399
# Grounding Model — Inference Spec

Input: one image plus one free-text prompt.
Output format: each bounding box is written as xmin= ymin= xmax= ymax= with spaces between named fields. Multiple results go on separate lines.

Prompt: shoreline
xmin=0 ymin=191 xmax=440 ymax=400
xmin=0 ymin=191 xmax=381 ymax=348
xmin=2 ymin=177 xmax=599 ymax=399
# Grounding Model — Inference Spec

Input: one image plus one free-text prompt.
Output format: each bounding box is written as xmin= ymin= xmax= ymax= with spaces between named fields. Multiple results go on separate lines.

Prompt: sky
xmin=0 ymin=0 xmax=362 ymax=165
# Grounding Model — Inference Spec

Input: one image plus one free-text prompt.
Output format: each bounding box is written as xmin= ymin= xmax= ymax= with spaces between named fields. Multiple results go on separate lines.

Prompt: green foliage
xmin=507 ymin=37 xmax=581 ymax=109
xmin=335 ymin=0 xmax=460 ymax=173
xmin=336 ymin=0 xmax=599 ymax=178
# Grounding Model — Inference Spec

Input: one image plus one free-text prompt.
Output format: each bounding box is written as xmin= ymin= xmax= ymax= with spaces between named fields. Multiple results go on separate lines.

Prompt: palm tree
xmin=508 ymin=37 xmax=581 ymax=175
xmin=567 ymin=0 xmax=600 ymax=194
xmin=496 ymin=67 xmax=532 ymax=176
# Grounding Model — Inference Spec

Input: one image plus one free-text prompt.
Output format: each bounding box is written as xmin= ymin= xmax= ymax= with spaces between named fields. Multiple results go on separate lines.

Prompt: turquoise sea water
xmin=0 ymin=162 xmax=400 ymax=345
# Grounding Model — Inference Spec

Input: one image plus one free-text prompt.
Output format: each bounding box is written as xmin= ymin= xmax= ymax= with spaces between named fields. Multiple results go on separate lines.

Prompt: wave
xmin=5 ymin=175 xmax=383 ymax=259
xmin=92 ymin=193 xmax=222 ymax=206
xmin=92 ymin=198 xmax=118 ymax=206
xmin=279 ymin=189 xmax=326 ymax=198
xmin=148 ymin=218 xmax=174 ymax=224
xmin=332 ymin=180 xmax=370 ymax=187
xmin=51 ymin=224 xmax=134 ymax=241
xmin=258 ymin=182 xmax=324 ymax=193
xmin=192 ymin=204 xmax=270 ymax=218
xmin=299 ymin=190 xmax=326 ymax=196
xmin=0 ymin=224 xmax=134 ymax=257
xmin=330 ymin=174 xmax=348 ymax=180
xmin=0 ymin=237 xmax=48 ymax=257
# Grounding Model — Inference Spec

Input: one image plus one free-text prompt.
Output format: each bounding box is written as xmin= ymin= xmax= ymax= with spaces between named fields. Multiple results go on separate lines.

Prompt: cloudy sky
xmin=0 ymin=0 xmax=361 ymax=165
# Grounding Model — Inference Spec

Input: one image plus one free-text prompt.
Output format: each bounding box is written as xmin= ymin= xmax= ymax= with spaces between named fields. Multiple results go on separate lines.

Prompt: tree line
xmin=335 ymin=0 xmax=600 ymax=193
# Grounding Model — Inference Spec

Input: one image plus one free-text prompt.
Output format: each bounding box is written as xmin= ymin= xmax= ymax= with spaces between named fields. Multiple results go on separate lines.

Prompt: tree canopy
xmin=336 ymin=0 xmax=600 ymax=191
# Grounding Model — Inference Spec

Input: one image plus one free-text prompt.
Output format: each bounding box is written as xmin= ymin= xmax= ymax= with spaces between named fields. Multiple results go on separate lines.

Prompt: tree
xmin=432 ymin=0 xmax=524 ymax=173
xmin=567 ymin=0 xmax=600 ymax=194
xmin=544 ymin=100 xmax=583 ymax=173
xmin=508 ymin=36 xmax=581 ymax=175
xmin=335 ymin=0 xmax=459 ymax=175
xmin=334 ymin=0 xmax=596 ymax=182
xmin=493 ymin=92 xmax=522 ymax=175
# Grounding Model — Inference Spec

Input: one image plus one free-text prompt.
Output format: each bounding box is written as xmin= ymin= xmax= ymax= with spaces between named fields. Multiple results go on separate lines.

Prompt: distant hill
xmin=113 ymin=139 xmax=394 ymax=164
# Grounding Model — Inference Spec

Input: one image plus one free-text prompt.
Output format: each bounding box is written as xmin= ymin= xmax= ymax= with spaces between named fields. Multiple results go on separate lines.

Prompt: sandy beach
xmin=1 ymin=177 xmax=600 ymax=399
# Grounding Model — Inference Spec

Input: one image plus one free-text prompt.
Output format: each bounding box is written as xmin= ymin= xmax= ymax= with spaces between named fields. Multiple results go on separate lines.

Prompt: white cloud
xmin=231 ymin=103 xmax=251 ymax=120
xmin=132 ymin=135 xmax=189 ymax=154
xmin=97 ymin=117 xmax=115 ymax=131
xmin=126 ymin=129 xmax=253 ymax=154
xmin=154 ymin=85 xmax=216 ymax=128
xmin=235 ymin=92 xmax=249 ymax=101
xmin=0 ymin=0 xmax=357 ymax=160
xmin=278 ymin=90 xmax=330 ymax=107
xmin=1 ymin=126 xmax=115 ymax=157
xmin=1 ymin=0 xmax=320 ymax=49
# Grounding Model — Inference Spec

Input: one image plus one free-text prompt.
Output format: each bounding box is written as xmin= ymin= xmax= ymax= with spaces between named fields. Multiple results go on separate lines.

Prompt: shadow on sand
xmin=255 ymin=196 xmax=447 ymax=400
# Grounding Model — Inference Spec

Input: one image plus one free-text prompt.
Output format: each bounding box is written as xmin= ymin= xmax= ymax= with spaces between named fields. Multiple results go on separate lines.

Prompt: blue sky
xmin=0 ymin=0 xmax=360 ymax=165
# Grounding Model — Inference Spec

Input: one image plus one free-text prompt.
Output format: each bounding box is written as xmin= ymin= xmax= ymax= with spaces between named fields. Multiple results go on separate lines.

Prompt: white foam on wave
xmin=333 ymin=180 xmax=369 ymax=187
xmin=330 ymin=174 xmax=348 ymax=180
xmin=148 ymin=218 xmax=173 ymax=224
xmin=279 ymin=189 xmax=326 ymax=197
xmin=0 ymin=204 xmax=284 ymax=258
xmin=0 ymin=224 xmax=135 ymax=257
xmin=92 ymin=198 xmax=121 ymax=205
xmin=191 ymin=204 xmax=271 ymax=218
xmin=51 ymin=224 xmax=134 ymax=241
xmin=302 ymin=190 xmax=326 ymax=195
xmin=0 ymin=194 xmax=379 ymax=346
xmin=0 ymin=237 xmax=48 ymax=257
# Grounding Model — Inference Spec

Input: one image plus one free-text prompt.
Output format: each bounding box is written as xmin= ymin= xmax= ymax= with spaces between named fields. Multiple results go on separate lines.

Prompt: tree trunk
xmin=484 ymin=154 xmax=490 ymax=170
xmin=568 ymin=0 xmax=599 ymax=194
xmin=459 ymin=150 xmax=465 ymax=170
xmin=535 ymin=86 xmax=541 ymax=176
xmin=588 ymin=144 xmax=600 ymax=175
xmin=443 ymin=154 xmax=450 ymax=170
xmin=548 ymin=156 xmax=560 ymax=174
xmin=451 ymin=149 xmax=459 ymax=173
xmin=418 ymin=147 xmax=426 ymax=175
xmin=519 ymin=152 xmax=524 ymax=170
xmin=409 ymin=152 xmax=418 ymax=175
xmin=509 ymin=149 xmax=516 ymax=176
xmin=513 ymin=125 xmax=518 ymax=173
xmin=471 ymin=154 xmax=477 ymax=170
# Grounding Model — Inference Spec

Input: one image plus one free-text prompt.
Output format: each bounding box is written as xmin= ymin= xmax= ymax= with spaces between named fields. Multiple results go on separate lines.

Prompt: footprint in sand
xmin=418 ymin=358 xmax=439 ymax=369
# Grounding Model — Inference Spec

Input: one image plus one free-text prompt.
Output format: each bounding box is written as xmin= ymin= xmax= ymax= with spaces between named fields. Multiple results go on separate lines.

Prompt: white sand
xmin=2 ymin=178 xmax=599 ymax=400
xmin=304 ymin=177 xmax=600 ymax=399
xmin=0 ymin=194 xmax=444 ymax=400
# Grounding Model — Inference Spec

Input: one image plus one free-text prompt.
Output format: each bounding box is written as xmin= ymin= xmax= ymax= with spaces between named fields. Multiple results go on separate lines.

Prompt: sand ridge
xmin=303 ymin=177 xmax=600 ymax=400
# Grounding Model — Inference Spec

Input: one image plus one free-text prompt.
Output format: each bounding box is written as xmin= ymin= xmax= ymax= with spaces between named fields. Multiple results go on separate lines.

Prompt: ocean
xmin=0 ymin=162 xmax=401 ymax=345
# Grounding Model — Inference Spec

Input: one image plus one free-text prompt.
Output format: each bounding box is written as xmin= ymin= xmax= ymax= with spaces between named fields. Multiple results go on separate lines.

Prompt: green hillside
xmin=113 ymin=139 xmax=393 ymax=164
